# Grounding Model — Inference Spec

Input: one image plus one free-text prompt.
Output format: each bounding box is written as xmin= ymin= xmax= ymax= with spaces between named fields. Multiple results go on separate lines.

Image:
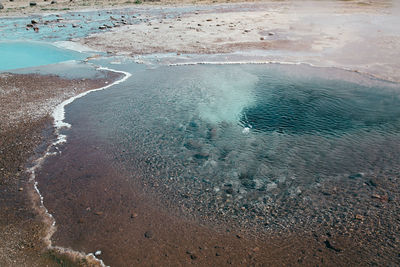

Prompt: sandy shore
xmin=0 ymin=71 xmax=121 ymax=266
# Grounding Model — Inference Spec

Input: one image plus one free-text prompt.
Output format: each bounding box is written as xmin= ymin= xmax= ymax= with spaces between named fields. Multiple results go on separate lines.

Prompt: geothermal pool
xmin=57 ymin=62 xmax=400 ymax=230
xmin=0 ymin=41 xmax=87 ymax=71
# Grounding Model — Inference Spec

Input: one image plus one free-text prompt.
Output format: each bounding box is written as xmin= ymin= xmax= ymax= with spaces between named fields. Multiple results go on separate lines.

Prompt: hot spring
xmin=60 ymin=62 xmax=400 ymax=229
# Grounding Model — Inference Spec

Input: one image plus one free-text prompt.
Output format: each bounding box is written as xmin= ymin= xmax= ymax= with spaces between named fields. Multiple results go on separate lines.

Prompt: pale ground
xmin=77 ymin=0 xmax=400 ymax=82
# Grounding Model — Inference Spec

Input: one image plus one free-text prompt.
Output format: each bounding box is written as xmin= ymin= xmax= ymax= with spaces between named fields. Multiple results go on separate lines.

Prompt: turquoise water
xmin=63 ymin=62 xmax=400 ymax=229
xmin=0 ymin=6 xmax=216 ymax=42
xmin=0 ymin=41 xmax=86 ymax=71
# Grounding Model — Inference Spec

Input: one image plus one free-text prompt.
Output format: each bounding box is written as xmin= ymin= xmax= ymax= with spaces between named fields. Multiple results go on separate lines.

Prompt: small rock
xmin=268 ymin=32 xmax=275 ymax=36
xmin=244 ymin=29 xmax=251 ymax=33
xmin=99 ymin=25 xmax=106 ymax=30
xmin=193 ymin=152 xmax=209 ymax=160
xmin=0 ymin=3 xmax=3 ymax=9
xmin=72 ymin=24 xmax=78 ymax=28
xmin=94 ymin=250 xmax=101 ymax=256
xmin=144 ymin=231 xmax=153 ymax=238
xmin=29 ymin=2 xmax=37 ymax=6
xmin=348 ymin=173 xmax=362 ymax=179
xmin=50 ymin=0 xmax=57 ymax=3
xmin=33 ymin=27 xmax=39 ymax=32
xmin=77 ymin=218 xmax=84 ymax=224
xmin=31 ymin=19 xmax=38 ymax=24
xmin=94 ymin=211 xmax=103 ymax=216
xmin=324 ymin=240 xmax=341 ymax=252
xmin=184 ymin=140 xmax=202 ymax=150
xmin=371 ymin=194 xmax=381 ymax=199
xmin=355 ymin=214 xmax=364 ymax=220
xmin=260 ymin=37 xmax=265 ymax=40
xmin=18 ymin=187 xmax=23 ymax=191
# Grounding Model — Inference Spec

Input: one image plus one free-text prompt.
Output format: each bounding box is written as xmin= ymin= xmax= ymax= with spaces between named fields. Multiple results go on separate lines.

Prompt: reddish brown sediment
xmin=0 ymin=71 xmax=122 ymax=266
xmin=35 ymin=116 xmax=400 ymax=267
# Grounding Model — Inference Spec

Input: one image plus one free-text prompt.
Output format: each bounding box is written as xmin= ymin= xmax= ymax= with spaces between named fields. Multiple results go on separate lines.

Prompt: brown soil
xmin=0 ymin=71 xmax=121 ymax=266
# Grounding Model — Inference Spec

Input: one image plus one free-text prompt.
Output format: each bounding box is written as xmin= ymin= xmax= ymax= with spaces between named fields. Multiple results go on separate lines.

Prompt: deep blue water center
xmin=240 ymin=76 xmax=400 ymax=134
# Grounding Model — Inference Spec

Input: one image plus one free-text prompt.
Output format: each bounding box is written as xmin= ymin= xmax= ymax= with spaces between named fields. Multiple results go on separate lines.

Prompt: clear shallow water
xmin=0 ymin=41 xmax=87 ymax=71
xmin=64 ymin=62 xmax=400 ymax=228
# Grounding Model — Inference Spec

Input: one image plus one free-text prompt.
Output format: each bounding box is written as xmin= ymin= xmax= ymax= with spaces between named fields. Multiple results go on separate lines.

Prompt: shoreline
xmin=27 ymin=66 xmax=131 ymax=265
xmin=0 ymin=69 xmax=123 ymax=266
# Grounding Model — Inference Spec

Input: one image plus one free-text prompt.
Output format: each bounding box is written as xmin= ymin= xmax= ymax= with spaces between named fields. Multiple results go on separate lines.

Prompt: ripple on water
xmin=64 ymin=62 xmax=400 ymax=230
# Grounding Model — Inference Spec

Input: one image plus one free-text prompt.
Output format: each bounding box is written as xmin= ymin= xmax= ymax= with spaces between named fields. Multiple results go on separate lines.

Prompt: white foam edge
xmin=27 ymin=66 xmax=131 ymax=267
xmin=52 ymin=66 xmax=131 ymax=145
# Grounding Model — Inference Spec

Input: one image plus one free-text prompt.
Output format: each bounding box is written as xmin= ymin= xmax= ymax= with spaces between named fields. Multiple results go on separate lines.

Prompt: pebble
xmin=94 ymin=250 xmax=102 ymax=256
xmin=18 ymin=187 xmax=23 ymax=191
xmin=355 ymin=214 xmax=364 ymax=220
xmin=144 ymin=230 xmax=153 ymax=238
xmin=29 ymin=2 xmax=36 ymax=6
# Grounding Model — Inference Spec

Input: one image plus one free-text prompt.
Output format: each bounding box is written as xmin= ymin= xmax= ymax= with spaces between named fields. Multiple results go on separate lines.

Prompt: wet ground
xmin=36 ymin=61 xmax=400 ymax=266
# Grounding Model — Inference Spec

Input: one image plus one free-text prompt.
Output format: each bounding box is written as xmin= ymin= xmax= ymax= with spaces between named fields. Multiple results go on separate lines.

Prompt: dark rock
xmin=186 ymin=251 xmax=197 ymax=259
xmin=225 ymin=188 xmax=233 ymax=194
xmin=144 ymin=230 xmax=153 ymax=238
xmin=193 ymin=152 xmax=209 ymax=160
xmin=26 ymin=24 xmax=34 ymax=28
xmin=188 ymin=120 xmax=198 ymax=128
xmin=207 ymin=128 xmax=217 ymax=140
xmin=29 ymin=2 xmax=37 ymax=6
xmin=31 ymin=19 xmax=38 ymax=24
xmin=50 ymin=0 xmax=57 ymax=4
xmin=99 ymin=25 xmax=107 ymax=30
xmin=184 ymin=140 xmax=202 ymax=150
xmin=324 ymin=240 xmax=341 ymax=252
xmin=0 ymin=3 xmax=3 ymax=9
xmin=348 ymin=173 xmax=362 ymax=179
xmin=366 ymin=178 xmax=378 ymax=187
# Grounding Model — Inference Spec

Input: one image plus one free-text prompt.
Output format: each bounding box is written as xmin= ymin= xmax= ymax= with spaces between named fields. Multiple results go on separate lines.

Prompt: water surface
xmin=63 ymin=62 xmax=400 ymax=229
